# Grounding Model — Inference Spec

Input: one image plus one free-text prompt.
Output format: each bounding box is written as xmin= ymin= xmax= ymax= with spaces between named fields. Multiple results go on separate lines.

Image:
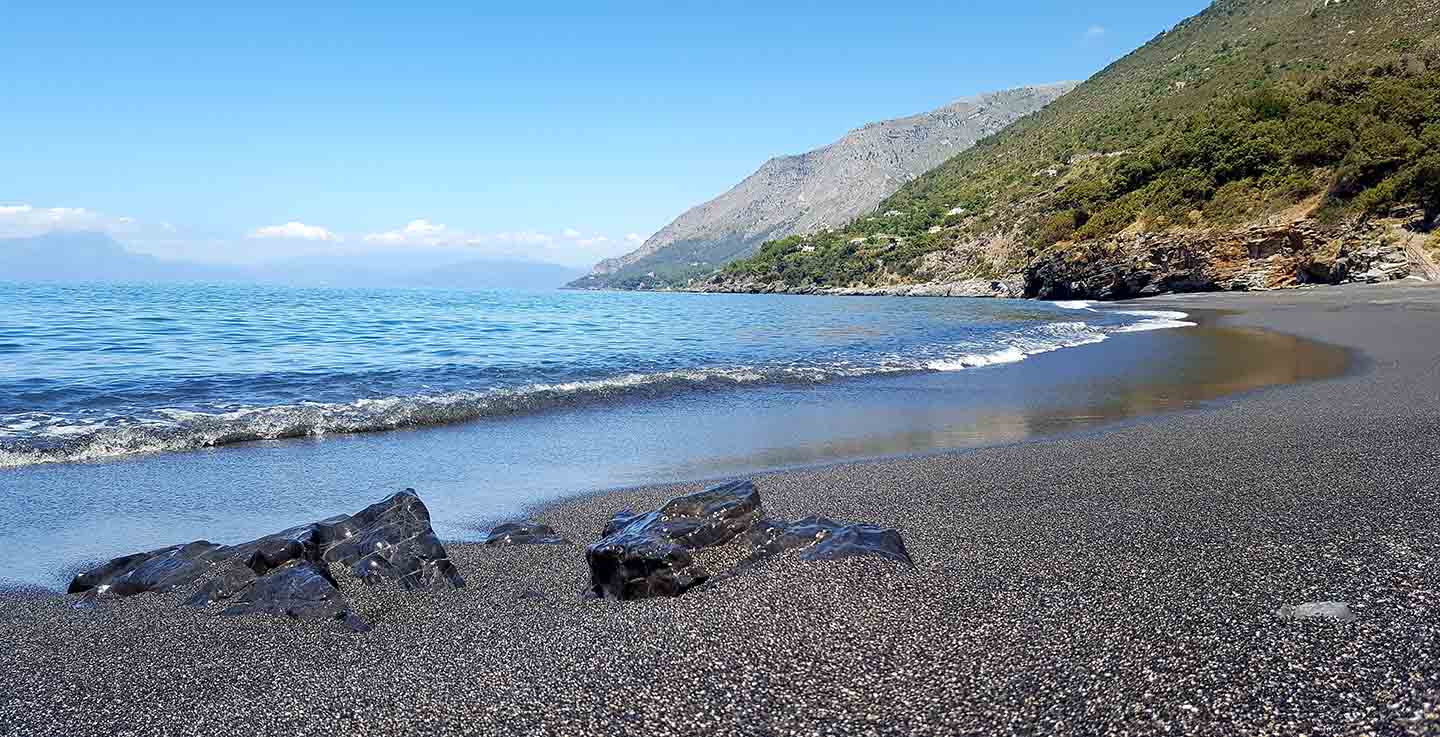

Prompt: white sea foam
xmin=925 ymin=346 xmax=1028 ymax=371
xmin=0 ymin=312 xmax=1196 ymax=469
xmin=1053 ymin=300 xmax=1099 ymax=311
xmin=925 ymin=321 xmax=1111 ymax=371
xmin=1110 ymin=309 xmax=1197 ymax=332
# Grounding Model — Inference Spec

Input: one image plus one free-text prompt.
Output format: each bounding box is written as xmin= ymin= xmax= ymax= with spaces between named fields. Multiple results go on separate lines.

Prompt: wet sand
xmin=3 ymin=282 xmax=1439 ymax=735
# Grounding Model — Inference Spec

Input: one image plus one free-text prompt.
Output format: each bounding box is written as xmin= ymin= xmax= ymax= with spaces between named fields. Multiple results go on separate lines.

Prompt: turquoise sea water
xmin=0 ymin=282 xmax=1188 ymax=469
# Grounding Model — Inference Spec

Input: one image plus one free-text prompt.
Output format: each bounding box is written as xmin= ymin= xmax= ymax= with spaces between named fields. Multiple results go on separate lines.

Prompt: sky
xmin=1 ymin=1 xmax=1210 ymax=269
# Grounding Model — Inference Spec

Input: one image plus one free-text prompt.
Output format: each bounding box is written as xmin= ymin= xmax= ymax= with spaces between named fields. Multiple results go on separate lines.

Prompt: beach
xmin=2 ymin=281 xmax=1439 ymax=735
xmin=0 ymin=288 xmax=1341 ymax=591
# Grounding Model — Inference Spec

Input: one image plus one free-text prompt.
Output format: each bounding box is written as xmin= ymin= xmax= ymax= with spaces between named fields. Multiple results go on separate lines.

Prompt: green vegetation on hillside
xmin=720 ymin=0 xmax=1440 ymax=290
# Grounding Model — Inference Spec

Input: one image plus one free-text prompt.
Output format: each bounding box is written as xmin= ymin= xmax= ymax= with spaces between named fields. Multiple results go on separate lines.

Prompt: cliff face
xmin=1020 ymin=217 xmax=1419 ymax=300
xmin=692 ymin=209 xmax=1429 ymax=300
xmin=699 ymin=211 xmax=1428 ymax=297
xmin=570 ymin=83 xmax=1076 ymax=290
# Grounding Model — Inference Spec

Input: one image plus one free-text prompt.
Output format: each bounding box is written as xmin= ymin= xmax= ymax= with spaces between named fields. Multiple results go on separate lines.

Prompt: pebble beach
xmin=3 ymin=281 xmax=1438 ymax=736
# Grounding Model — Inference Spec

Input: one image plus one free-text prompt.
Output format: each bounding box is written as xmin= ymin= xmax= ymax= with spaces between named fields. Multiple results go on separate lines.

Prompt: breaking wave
xmin=0 ymin=311 xmax=1190 ymax=469
xmin=923 ymin=321 xmax=1108 ymax=370
xmin=1111 ymin=310 xmax=1198 ymax=332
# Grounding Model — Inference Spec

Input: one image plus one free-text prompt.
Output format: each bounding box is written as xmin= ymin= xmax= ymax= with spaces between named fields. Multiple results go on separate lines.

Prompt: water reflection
xmin=663 ymin=321 xmax=1352 ymax=476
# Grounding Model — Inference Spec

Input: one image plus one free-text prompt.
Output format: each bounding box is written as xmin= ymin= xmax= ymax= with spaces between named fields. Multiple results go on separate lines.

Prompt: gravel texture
xmin=2 ymin=282 xmax=1438 ymax=736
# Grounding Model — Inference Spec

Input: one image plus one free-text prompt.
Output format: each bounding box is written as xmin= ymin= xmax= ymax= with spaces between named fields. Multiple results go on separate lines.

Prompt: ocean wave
xmin=1052 ymin=300 xmax=1099 ymax=312
xmin=925 ymin=321 xmax=1108 ymax=370
xmin=0 ymin=313 xmax=1191 ymax=469
xmin=0 ymin=370 xmax=783 ymax=469
xmin=1111 ymin=310 xmax=1197 ymax=332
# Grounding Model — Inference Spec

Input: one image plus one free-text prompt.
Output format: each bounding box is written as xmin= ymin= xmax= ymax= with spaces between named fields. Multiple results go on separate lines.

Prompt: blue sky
xmin=1 ymin=1 xmax=1208 ymax=267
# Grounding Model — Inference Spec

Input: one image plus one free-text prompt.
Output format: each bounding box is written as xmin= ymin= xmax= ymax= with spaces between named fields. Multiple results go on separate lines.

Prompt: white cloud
xmin=2 ymin=200 xmax=644 ymax=269
xmin=362 ymin=219 xmax=454 ymax=246
xmin=1084 ymin=25 xmax=1106 ymax=39
xmin=248 ymin=221 xmax=341 ymax=242
xmin=556 ymin=228 xmax=620 ymax=248
xmin=0 ymin=204 xmax=132 ymax=238
xmin=359 ymin=220 xmax=633 ymax=262
xmin=485 ymin=231 xmax=555 ymax=246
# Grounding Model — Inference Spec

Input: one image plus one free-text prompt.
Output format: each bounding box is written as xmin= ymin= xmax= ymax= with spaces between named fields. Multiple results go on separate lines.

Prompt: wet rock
xmin=244 ymin=523 xmax=324 ymax=575
xmin=318 ymin=490 xmax=465 ymax=590
xmin=743 ymin=516 xmax=914 ymax=565
xmin=219 ymin=559 xmax=370 ymax=633
xmin=587 ymin=533 xmax=704 ymax=600
xmin=609 ymin=479 xmax=762 ymax=549
xmin=485 ymin=522 xmax=570 ymax=545
xmin=587 ymin=480 xmax=913 ymax=601
xmin=67 ymin=540 xmax=225 ymax=597
xmin=68 ymin=489 xmax=461 ymax=630
xmin=601 ymin=511 xmax=636 ymax=538
xmin=185 ymin=565 xmax=262 ymax=608
xmin=1278 ymin=601 xmax=1356 ymax=622
xmin=587 ymin=480 xmax=762 ymax=600
xmin=182 ymin=524 xmax=326 ymax=607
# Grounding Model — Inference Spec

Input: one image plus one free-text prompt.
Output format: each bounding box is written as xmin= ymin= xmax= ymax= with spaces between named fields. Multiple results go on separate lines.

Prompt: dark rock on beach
xmin=68 ymin=489 xmax=462 ymax=629
xmin=218 ymin=559 xmax=371 ymax=633
xmin=67 ymin=540 xmax=226 ymax=597
xmin=485 ymin=522 xmax=570 ymax=545
xmin=742 ymin=515 xmax=914 ymax=565
xmin=601 ymin=479 xmax=763 ymax=548
xmin=586 ymin=479 xmax=763 ymax=599
xmin=586 ymin=479 xmax=911 ymax=600
xmin=183 ymin=523 xmax=327 ymax=608
xmin=316 ymin=490 xmax=465 ymax=589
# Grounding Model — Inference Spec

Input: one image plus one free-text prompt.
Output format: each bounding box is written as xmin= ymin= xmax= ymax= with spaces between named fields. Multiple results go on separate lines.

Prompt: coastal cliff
xmin=692 ymin=210 xmax=1431 ymax=299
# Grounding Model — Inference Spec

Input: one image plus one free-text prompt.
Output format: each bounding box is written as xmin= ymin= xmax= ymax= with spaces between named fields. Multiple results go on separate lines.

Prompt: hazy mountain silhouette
xmin=1 ymin=232 xmax=584 ymax=289
xmin=1 ymin=232 xmax=244 ymax=283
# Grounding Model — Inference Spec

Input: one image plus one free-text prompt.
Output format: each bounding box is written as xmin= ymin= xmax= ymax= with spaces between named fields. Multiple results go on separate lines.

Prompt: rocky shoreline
xmin=683 ymin=214 xmax=1433 ymax=301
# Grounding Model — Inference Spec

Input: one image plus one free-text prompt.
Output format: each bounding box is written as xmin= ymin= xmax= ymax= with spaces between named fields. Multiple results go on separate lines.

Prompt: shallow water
xmin=0 ymin=291 xmax=1349 ymax=589
xmin=0 ymin=282 xmax=1188 ymax=468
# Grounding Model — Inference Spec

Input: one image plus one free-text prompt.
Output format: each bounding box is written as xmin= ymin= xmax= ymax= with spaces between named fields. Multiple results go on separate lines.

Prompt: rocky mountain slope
xmin=570 ymin=83 xmax=1075 ymax=290
xmin=708 ymin=0 xmax=1440 ymax=299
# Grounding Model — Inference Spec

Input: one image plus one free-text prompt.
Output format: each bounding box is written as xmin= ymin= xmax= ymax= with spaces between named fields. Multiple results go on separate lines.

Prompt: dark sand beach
xmin=3 ymin=282 xmax=1439 ymax=735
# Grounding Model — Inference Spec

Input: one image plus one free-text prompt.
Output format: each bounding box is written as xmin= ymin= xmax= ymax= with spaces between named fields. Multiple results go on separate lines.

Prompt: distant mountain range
xmin=2 ymin=232 xmax=241 ymax=283
xmin=0 ymin=232 xmax=585 ymax=290
xmin=570 ymin=83 xmax=1076 ymax=290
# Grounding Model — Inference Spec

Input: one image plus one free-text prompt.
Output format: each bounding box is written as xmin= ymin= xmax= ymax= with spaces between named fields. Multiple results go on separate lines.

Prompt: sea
xmin=0 ymin=282 xmax=1191 ymax=469
xmin=8 ymin=280 xmax=1338 ymax=589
